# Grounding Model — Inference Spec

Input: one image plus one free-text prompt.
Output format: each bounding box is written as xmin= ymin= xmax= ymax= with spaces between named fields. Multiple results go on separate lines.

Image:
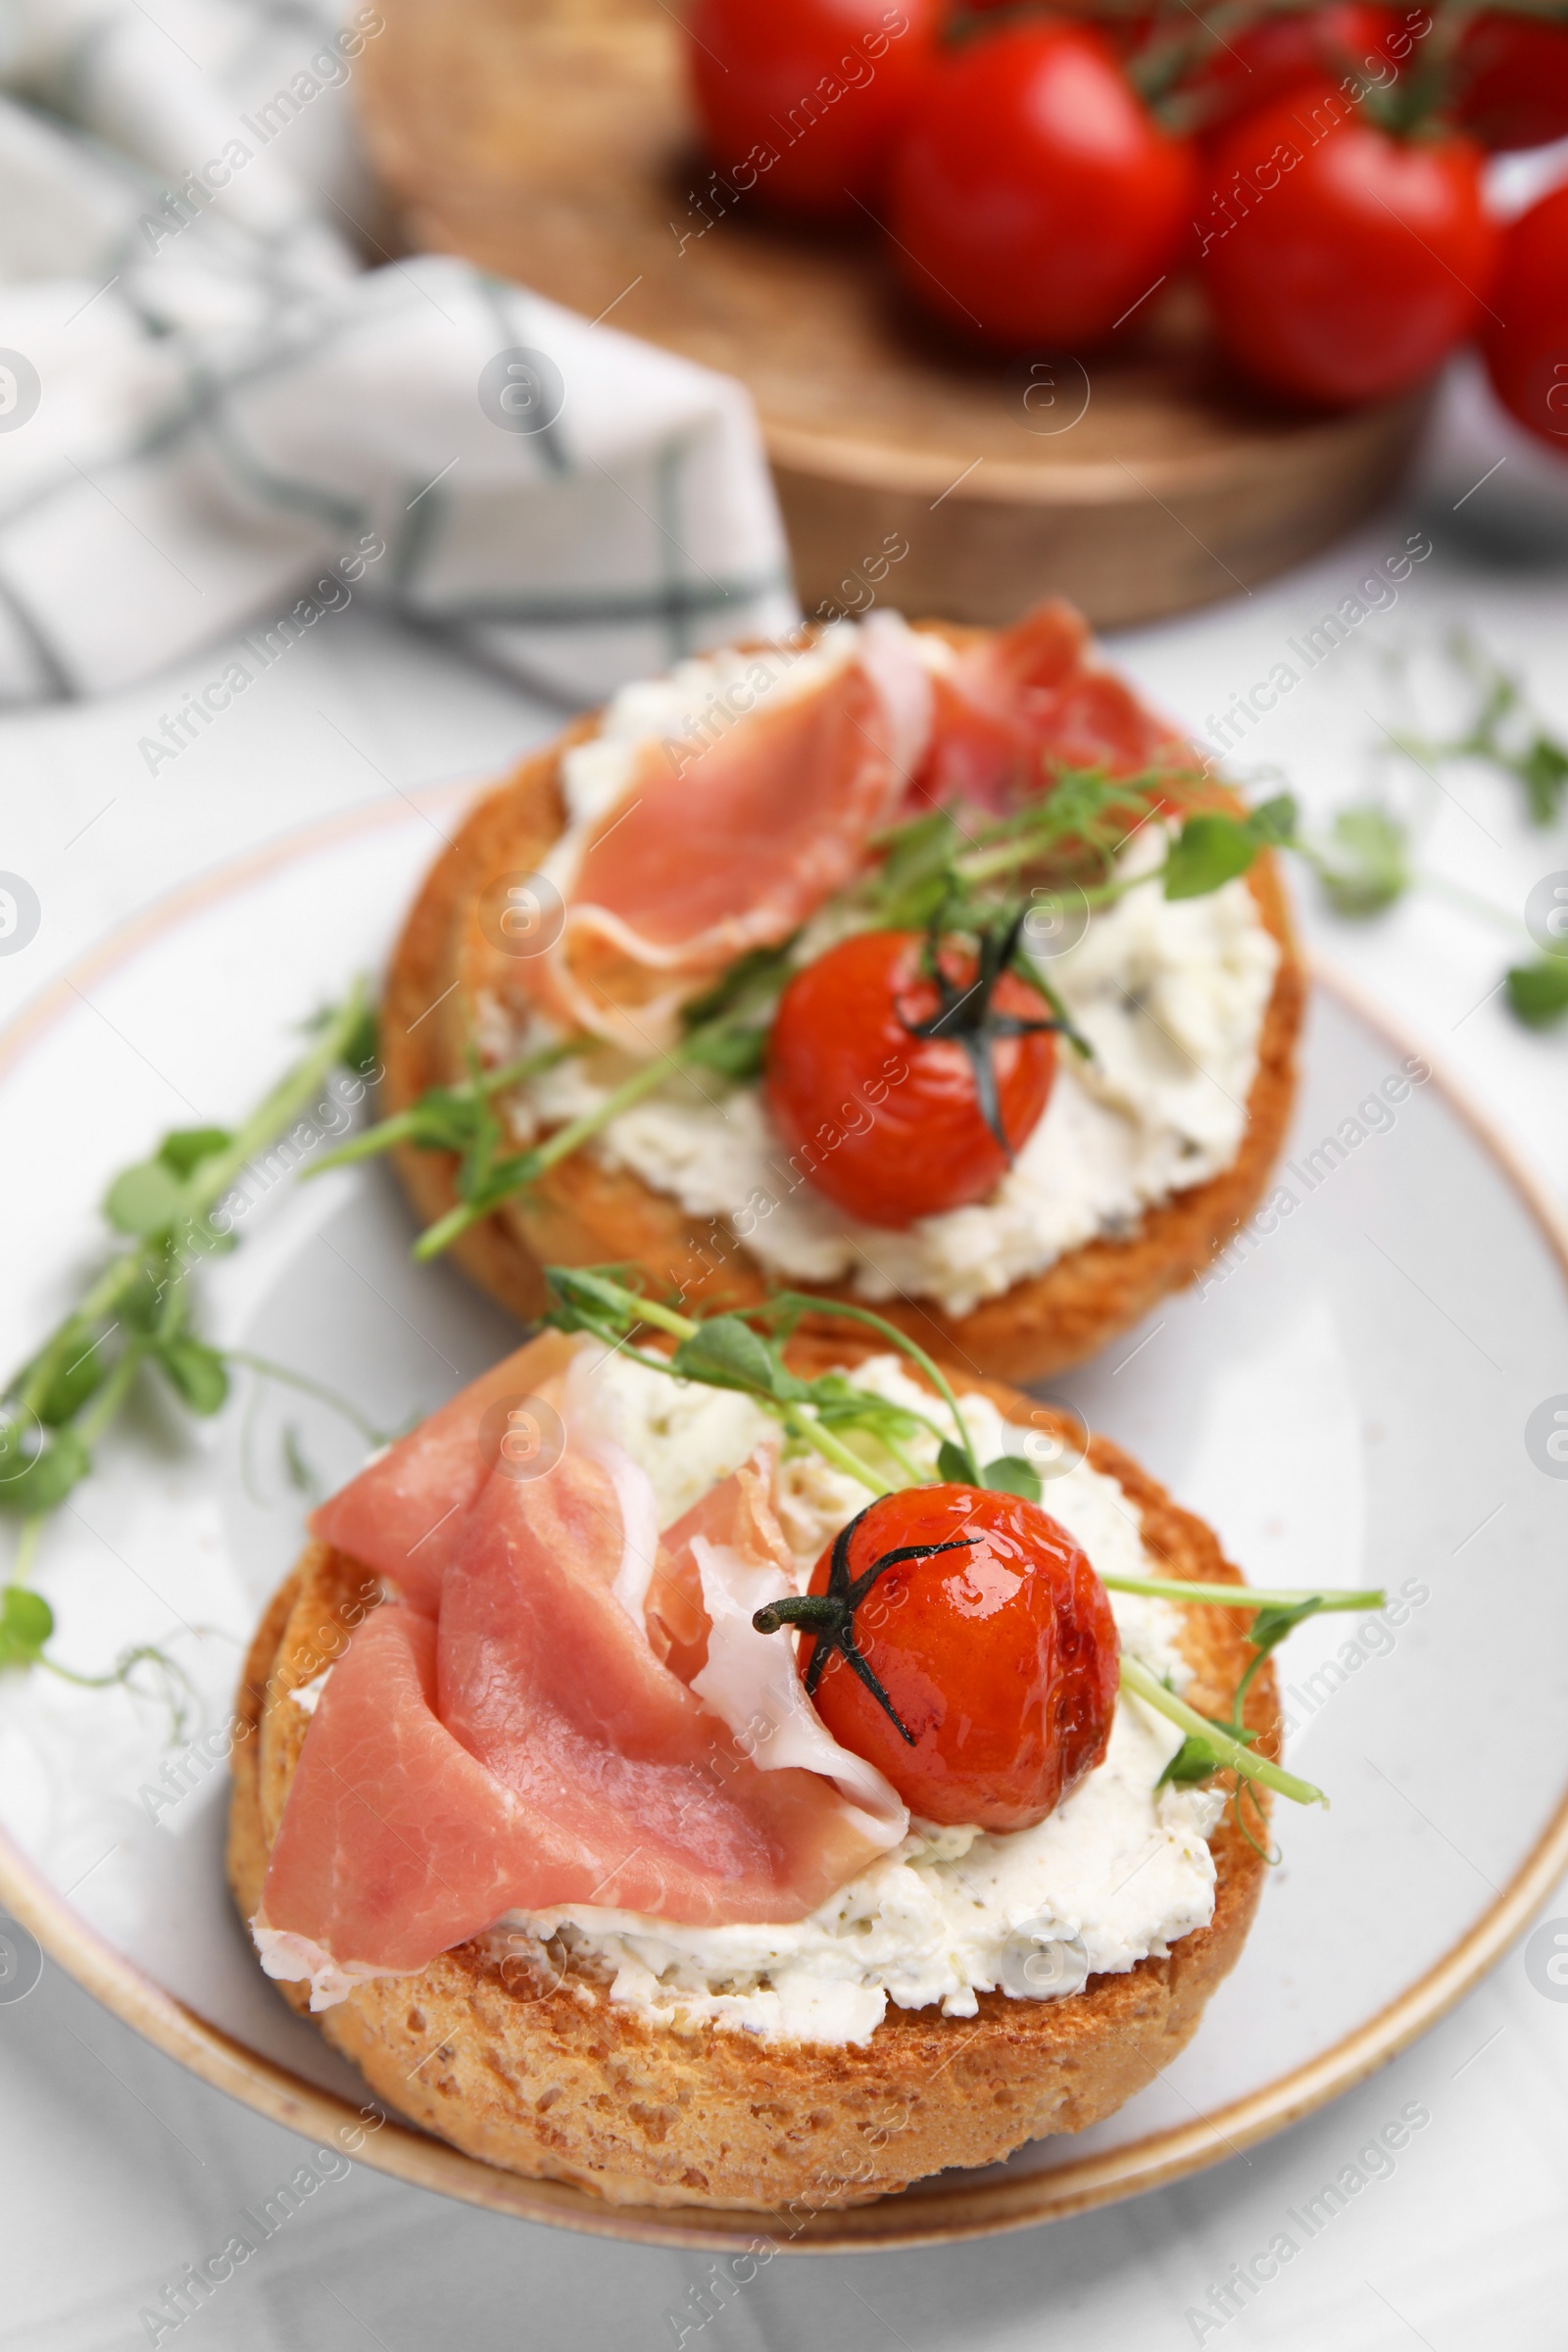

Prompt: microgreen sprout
xmin=326 ymin=945 xmax=801 ymax=1264
xmin=543 ymin=1267 xmax=975 ymax=1496
xmin=1389 ymin=632 xmax=1568 ymax=830
xmin=1294 ymin=633 xmax=1568 ymax=1030
xmin=0 ymin=984 xmax=379 ymax=1695
xmin=1296 ymin=804 xmax=1413 ymax=918
xmin=1296 ymin=786 xmax=1568 ymax=1034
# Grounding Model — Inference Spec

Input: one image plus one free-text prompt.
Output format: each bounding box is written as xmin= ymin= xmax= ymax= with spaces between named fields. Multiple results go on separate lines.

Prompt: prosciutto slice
xmin=259 ymin=1606 xmax=555 ymax=1976
xmin=260 ymin=1344 xmax=904 ymax=1979
xmin=524 ymin=617 xmax=931 ymax=1051
xmin=309 ymin=1331 xmax=579 ymax=1615
xmin=912 ymin=599 xmax=1190 ymax=813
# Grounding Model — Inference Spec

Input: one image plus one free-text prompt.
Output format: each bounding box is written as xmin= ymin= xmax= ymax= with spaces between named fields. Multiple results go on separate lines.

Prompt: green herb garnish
xmin=1156 ymin=1594 xmax=1329 ymax=1848
xmin=1506 ymin=956 xmax=1568 ymax=1029
xmin=326 ymin=942 xmax=800 ymax=1264
xmin=1298 ymin=805 xmax=1413 ymax=918
xmin=544 ymin=1265 xmax=992 ymax=1496
xmin=1390 ymin=632 xmax=1568 ymax=829
xmin=0 ymin=984 xmax=379 ymax=1697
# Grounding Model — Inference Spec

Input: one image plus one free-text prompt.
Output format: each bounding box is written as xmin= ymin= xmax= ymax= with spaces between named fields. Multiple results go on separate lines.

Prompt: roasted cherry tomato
xmin=1180 ymin=3 xmax=1404 ymax=137
xmin=1483 ymin=181 xmax=1568 ymax=455
xmin=1454 ymin=12 xmax=1568 ymax=153
xmin=763 ymin=928 xmax=1056 ymax=1228
xmin=885 ymin=23 xmax=1197 ymax=347
xmin=1200 ymin=80 xmax=1498 ymax=407
xmin=686 ymin=0 xmax=943 ymax=220
xmin=778 ymin=1485 xmax=1121 ymax=1831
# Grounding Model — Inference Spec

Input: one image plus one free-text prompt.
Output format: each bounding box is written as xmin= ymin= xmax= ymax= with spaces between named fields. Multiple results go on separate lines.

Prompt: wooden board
xmin=357 ymin=0 xmax=1429 ymax=628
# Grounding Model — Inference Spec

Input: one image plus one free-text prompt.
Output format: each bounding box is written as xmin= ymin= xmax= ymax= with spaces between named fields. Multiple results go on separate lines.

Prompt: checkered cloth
xmin=0 ymin=0 xmax=794 ymax=706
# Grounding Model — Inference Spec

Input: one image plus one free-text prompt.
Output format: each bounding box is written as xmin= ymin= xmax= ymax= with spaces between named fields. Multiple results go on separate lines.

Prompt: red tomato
xmin=1200 ymin=81 xmax=1499 ymax=407
xmin=885 ymin=23 xmax=1197 ymax=347
xmin=1455 ymin=13 xmax=1568 ymax=153
xmin=792 ymin=1485 xmax=1121 ymax=1831
xmin=686 ymin=0 xmax=943 ymax=219
xmin=763 ymin=929 xmax=1056 ymax=1228
xmin=1482 ymin=181 xmax=1568 ymax=456
xmin=1182 ymin=3 xmax=1403 ymax=137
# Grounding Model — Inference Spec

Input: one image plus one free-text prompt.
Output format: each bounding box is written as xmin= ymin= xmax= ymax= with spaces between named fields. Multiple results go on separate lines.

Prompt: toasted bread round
xmin=379 ymin=631 xmax=1304 ymax=1383
xmin=226 ymin=1351 xmax=1280 ymax=2210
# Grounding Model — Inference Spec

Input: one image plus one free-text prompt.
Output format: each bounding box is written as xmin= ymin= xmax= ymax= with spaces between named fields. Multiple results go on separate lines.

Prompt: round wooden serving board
xmin=357 ymin=0 xmax=1429 ymax=628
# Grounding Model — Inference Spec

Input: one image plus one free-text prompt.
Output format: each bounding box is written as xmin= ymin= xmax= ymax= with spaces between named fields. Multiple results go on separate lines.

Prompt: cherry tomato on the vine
xmin=1180 ymin=3 xmax=1405 ymax=138
xmin=885 ymin=23 xmax=1197 ymax=347
xmin=1483 ymin=181 xmax=1568 ymax=456
xmin=1199 ymin=80 xmax=1499 ymax=408
xmin=797 ymin=1485 xmax=1121 ymax=1831
xmin=763 ymin=928 xmax=1057 ymax=1228
xmin=686 ymin=0 xmax=944 ymax=219
xmin=1454 ymin=12 xmax=1568 ymax=154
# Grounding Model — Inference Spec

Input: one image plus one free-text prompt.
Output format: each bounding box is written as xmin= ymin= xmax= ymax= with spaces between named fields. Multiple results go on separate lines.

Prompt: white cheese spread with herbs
xmin=502 ymin=1354 xmax=1225 ymax=2048
xmin=485 ymin=623 xmax=1280 ymax=1319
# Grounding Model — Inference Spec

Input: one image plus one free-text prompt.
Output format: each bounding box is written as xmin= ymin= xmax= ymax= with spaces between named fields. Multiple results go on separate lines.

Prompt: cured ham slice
xmin=259 ymin=1607 xmax=553 ymax=1974
xmin=912 ymin=600 xmax=1191 ymax=813
xmin=309 ymin=1331 xmax=578 ymax=1615
xmin=526 ymin=619 xmax=931 ymax=1052
xmin=260 ymin=1345 xmax=905 ymax=1978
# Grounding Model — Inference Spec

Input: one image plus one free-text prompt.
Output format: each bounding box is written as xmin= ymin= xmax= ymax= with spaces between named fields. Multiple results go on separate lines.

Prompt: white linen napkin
xmin=0 ymin=0 xmax=795 ymax=708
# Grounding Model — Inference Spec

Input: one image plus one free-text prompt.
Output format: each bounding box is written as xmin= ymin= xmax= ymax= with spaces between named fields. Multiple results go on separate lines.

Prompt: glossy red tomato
xmin=1483 ymin=181 xmax=1568 ymax=455
xmin=686 ymin=0 xmax=943 ymax=219
xmin=763 ymin=929 xmax=1056 ymax=1228
xmin=1454 ymin=13 xmax=1568 ymax=153
xmin=885 ymin=23 xmax=1197 ymax=347
xmin=796 ymin=1485 xmax=1121 ymax=1830
xmin=1200 ymin=80 xmax=1498 ymax=407
xmin=1181 ymin=3 xmax=1403 ymax=137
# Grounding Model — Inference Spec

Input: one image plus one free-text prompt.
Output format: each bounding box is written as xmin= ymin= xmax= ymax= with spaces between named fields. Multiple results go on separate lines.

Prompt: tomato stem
xmin=904 ymin=907 xmax=1060 ymax=1158
xmin=754 ymin=1519 xmax=972 ymax=1744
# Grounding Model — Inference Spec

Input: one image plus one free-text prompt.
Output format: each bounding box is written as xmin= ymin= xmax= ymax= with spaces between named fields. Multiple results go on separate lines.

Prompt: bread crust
xmin=378 ymin=630 xmax=1304 ymax=1382
xmin=226 ymin=1351 xmax=1280 ymax=2211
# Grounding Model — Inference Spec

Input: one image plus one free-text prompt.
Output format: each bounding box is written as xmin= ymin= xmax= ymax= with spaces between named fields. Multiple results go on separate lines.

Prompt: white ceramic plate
xmin=2 ymin=792 xmax=1566 ymax=2250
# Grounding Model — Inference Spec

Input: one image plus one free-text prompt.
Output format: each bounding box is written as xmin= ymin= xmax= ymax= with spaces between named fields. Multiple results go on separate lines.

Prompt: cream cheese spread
xmin=502 ymin=1353 xmax=1226 ymax=2047
xmin=490 ymin=620 xmax=1280 ymax=1318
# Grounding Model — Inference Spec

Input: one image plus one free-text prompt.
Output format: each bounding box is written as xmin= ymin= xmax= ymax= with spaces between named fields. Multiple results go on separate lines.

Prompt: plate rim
xmin=2 ymin=800 xmax=1565 ymax=2252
